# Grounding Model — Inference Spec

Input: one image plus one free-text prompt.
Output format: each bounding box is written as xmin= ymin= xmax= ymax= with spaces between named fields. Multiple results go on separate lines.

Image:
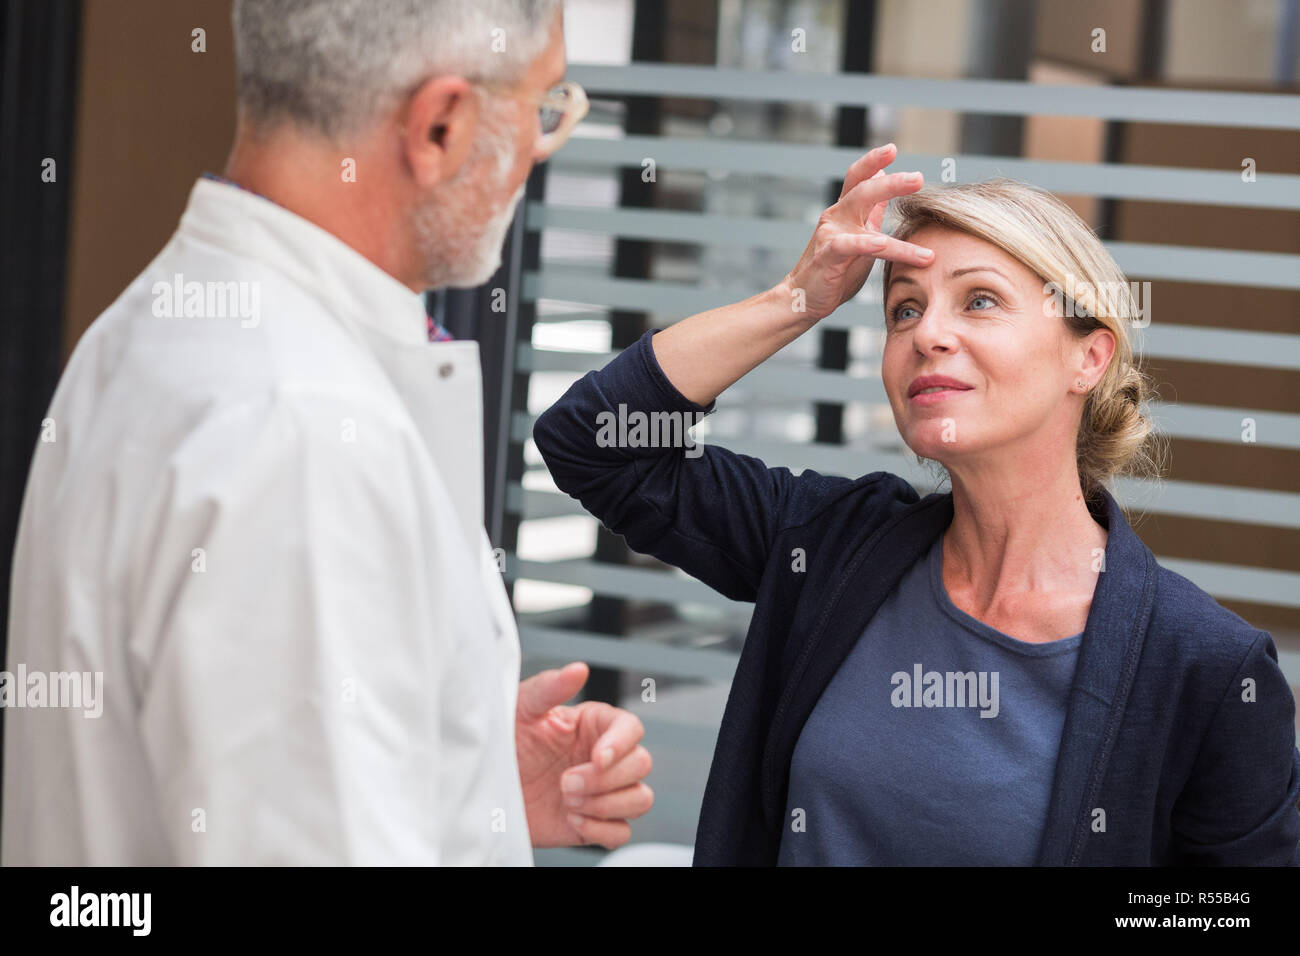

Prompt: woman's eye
xmin=890 ymin=304 xmax=920 ymax=322
xmin=969 ymin=294 xmax=997 ymax=310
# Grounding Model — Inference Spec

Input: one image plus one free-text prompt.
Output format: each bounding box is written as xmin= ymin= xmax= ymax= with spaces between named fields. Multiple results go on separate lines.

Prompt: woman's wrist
xmin=767 ymin=273 xmax=827 ymax=328
xmin=649 ymin=279 xmax=821 ymax=406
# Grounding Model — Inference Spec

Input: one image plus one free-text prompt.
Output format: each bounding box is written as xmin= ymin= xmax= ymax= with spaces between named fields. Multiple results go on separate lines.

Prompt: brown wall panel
xmin=1033 ymin=0 xmax=1143 ymax=78
xmin=1117 ymin=200 xmax=1300 ymax=255
xmin=1131 ymin=512 xmax=1300 ymax=574
xmin=1125 ymin=282 xmax=1299 ymax=336
xmin=64 ymin=0 xmax=236 ymax=359
xmin=1151 ymin=436 xmax=1299 ymax=494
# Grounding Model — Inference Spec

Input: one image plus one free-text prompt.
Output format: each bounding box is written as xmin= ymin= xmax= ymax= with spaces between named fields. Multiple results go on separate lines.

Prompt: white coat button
xmin=438 ymin=362 xmax=454 ymax=378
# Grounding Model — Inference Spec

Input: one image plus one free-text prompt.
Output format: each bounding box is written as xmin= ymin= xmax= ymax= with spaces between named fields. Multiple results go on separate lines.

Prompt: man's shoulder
xmin=46 ymin=240 xmax=429 ymax=510
xmin=74 ymin=237 xmax=411 ymax=428
xmin=163 ymin=382 xmax=429 ymax=504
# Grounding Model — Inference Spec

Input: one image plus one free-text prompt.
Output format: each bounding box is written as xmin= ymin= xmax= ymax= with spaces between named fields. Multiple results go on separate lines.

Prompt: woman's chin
xmin=902 ymin=430 xmax=980 ymax=468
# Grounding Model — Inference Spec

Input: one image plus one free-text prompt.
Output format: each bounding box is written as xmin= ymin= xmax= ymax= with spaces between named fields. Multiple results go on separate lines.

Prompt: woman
xmin=532 ymin=144 xmax=1300 ymax=866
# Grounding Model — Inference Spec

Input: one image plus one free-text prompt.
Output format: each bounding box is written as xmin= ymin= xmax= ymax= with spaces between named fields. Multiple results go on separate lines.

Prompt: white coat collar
xmin=177 ymin=176 xmax=429 ymax=347
xmin=176 ymin=176 xmax=489 ymax=558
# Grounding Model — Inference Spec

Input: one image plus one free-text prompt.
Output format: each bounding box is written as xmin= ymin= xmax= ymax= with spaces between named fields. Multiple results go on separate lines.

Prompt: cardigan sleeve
xmin=531 ymin=328 xmax=908 ymax=603
xmin=1168 ymin=629 xmax=1300 ymax=865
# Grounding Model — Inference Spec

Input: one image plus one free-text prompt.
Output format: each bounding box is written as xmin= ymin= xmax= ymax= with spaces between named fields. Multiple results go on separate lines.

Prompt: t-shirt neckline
xmin=928 ymin=532 xmax=1084 ymax=657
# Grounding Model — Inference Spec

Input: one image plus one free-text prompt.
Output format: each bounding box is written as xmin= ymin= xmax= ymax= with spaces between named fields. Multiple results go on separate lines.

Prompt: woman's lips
xmin=909 ymin=386 xmax=974 ymax=406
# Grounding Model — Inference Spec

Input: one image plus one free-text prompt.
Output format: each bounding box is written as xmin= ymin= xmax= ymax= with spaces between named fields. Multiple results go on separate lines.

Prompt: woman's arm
xmin=532 ymin=330 xmax=917 ymax=602
xmin=648 ymin=281 xmax=811 ymax=407
xmin=532 ymin=144 xmax=933 ymax=601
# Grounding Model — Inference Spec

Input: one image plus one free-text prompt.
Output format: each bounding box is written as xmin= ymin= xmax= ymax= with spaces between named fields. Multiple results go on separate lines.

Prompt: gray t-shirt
xmin=778 ymin=532 xmax=1083 ymax=865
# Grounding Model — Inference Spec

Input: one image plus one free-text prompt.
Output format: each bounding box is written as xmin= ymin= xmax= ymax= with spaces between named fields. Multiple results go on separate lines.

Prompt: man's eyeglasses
xmin=475 ymin=79 xmax=589 ymax=159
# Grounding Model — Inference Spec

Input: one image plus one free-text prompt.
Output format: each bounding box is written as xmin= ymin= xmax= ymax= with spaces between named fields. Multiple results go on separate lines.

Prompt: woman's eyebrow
xmin=889 ymin=265 xmax=1008 ymax=291
xmin=890 ymin=265 xmax=1014 ymax=288
xmin=947 ymin=265 xmax=1013 ymax=282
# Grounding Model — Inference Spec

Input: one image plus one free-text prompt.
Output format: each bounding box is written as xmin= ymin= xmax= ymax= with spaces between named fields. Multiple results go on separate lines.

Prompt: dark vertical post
xmin=582 ymin=0 xmax=669 ymax=705
xmin=815 ymin=0 xmax=876 ymax=446
xmin=496 ymin=166 xmax=547 ymax=558
xmin=959 ymin=0 xmax=1036 ymax=157
xmin=1277 ymin=0 xmax=1299 ymax=85
xmin=1098 ymin=0 xmax=1166 ymax=240
xmin=0 ymin=0 xmax=83 ymax=835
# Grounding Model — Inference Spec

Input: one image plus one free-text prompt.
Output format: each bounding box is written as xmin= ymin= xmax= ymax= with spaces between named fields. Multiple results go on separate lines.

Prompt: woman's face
xmin=881 ymin=224 xmax=1111 ymax=482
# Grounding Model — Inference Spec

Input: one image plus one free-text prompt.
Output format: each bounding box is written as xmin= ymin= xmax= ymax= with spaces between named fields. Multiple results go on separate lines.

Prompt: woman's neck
xmin=942 ymin=458 xmax=1108 ymax=612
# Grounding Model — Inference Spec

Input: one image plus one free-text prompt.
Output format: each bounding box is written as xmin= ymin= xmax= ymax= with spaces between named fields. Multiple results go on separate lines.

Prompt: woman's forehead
xmin=908 ymin=224 xmax=1002 ymax=256
xmin=891 ymin=226 xmax=1033 ymax=285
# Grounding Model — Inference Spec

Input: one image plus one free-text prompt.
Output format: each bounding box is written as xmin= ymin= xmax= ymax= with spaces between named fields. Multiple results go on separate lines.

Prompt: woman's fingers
xmin=783 ymin=155 xmax=929 ymax=319
xmin=838 ymin=142 xmax=898 ymax=200
xmin=828 ymin=231 xmax=934 ymax=266
xmin=866 ymin=169 xmax=888 ymax=232
xmin=841 ymin=169 xmax=925 ymax=225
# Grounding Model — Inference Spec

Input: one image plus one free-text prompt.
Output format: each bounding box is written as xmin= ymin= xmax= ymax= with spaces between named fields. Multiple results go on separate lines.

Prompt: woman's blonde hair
xmin=880 ymin=178 xmax=1167 ymax=503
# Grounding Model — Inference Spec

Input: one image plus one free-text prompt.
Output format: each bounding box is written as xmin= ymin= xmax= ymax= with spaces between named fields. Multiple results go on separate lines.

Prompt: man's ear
xmin=402 ymin=74 xmax=478 ymax=188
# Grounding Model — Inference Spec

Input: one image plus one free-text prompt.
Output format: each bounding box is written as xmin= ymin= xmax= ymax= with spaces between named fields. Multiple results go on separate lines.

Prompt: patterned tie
xmin=427 ymin=314 xmax=454 ymax=342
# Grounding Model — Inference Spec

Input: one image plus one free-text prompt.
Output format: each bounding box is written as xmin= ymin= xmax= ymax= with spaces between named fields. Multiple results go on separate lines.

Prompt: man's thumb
xmin=518 ymin=661 xmax=589 ymax=719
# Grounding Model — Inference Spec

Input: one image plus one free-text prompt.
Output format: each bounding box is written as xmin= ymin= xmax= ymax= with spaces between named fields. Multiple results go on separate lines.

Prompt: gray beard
xmin=410 ymin=102 xmax=524 ymax=290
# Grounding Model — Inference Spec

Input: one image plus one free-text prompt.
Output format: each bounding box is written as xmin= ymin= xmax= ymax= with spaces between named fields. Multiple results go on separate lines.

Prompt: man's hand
xmin=515 ymin=662 xmax=654 ymax=849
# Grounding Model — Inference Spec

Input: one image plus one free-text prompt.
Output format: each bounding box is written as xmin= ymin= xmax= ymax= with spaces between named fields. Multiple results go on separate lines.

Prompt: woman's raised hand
xmin=779 ymin=143 xmax=935 ymax=322
xmin=648 ymin=146 xmax=935 ymax=407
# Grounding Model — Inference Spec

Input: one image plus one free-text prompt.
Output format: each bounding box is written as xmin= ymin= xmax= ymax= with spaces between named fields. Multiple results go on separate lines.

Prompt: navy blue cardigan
xmin=532 ymin=329 xmax=1300 ymax=866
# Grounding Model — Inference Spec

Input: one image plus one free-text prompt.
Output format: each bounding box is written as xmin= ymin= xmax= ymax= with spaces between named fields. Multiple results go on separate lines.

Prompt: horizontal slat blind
xmin=566 ymin=64 xmax=1300 ymax=129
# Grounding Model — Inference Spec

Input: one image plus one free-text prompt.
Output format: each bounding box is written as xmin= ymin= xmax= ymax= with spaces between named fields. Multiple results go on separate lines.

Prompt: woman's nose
xmin=911 ymin=306 xmax=956 ymax=351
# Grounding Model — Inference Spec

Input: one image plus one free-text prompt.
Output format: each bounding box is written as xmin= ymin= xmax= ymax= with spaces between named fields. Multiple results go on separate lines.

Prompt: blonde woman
xmin=532 ymin=144 xmax=1300 ymax=866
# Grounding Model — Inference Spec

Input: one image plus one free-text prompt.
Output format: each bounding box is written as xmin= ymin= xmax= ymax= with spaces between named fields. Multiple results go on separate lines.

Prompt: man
xmin=2 ymin=0 xmax=652 ymax=865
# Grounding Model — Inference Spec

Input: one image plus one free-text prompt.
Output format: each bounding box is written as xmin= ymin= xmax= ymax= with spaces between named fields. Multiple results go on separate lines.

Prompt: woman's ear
xmin=401 ymin=75 xmax=479 ymax=188
xmin=1079 ymin=327 xmax=1117 ymax=381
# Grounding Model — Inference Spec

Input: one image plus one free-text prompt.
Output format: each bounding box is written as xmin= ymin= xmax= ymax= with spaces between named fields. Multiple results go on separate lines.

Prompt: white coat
xmin=1 ymin=177 xmax=533 ymax=865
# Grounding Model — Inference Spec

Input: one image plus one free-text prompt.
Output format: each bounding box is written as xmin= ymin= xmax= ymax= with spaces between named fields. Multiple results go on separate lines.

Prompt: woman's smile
xmin=906 ymin=373 xmax=976 ymax=406
xmin=909 ymin=386 xmax=973 ymax=405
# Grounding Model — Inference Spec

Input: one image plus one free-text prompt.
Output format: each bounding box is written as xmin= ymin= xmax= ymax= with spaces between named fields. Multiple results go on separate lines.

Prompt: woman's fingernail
xmin=567 ymin=813 xmax=585 ymax=831
xmin=599 ymin=748 xmax=615 ymax=769
xmin=867 ymin=235 xmax=887 ymax=249
xmin=561 ymin=773 xmax=584 ymax=794
xmin=906 ymin=172 xmax=923 ymax=184
xmin=566 ymin=794 xmax=584 ymax=808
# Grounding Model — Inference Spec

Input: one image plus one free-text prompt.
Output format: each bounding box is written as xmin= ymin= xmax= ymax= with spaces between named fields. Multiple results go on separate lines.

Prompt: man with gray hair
xmin=3 ymin=0 xmax=653 ymax=865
